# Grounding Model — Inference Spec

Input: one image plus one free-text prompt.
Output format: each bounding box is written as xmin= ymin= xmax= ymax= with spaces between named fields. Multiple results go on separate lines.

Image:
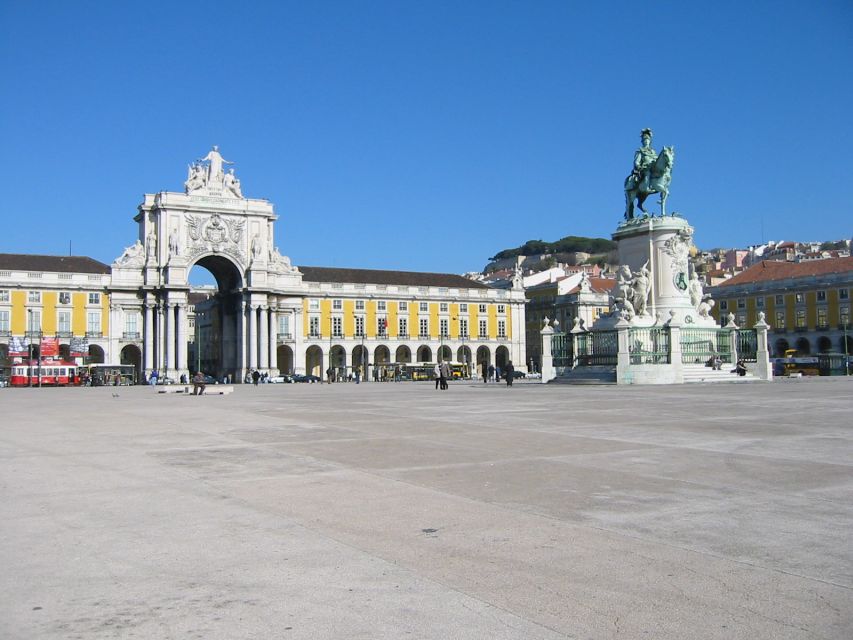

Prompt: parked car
xmin=155 ymin=376 xmax=176 ymax=385
xmin=269 ymin=374 xmax=293 ymax=384
xmin=292 ymin=374 xmax=321 ymax=383
xmin=202 ymin=375 xmax=219 ymax=385
xmin=510 ymin=370 xmax=526 ymax=379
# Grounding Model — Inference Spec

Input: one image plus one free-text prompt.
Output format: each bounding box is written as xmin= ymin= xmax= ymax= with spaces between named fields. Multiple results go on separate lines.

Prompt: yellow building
xmin=710 ymin=256 xmax=853 ymax=356
xmin=0 ymin=254 xmax=111 ymax=374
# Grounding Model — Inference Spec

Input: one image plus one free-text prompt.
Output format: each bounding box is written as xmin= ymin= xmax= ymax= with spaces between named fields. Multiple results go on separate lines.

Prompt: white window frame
xmin=398 ymin=301 xmax=408 ymax=312
xmin=87 ymin=311 xmax=101 ymax=334
xmin=459 ymin=318 xmax=468 ymax=338
xmin=57 ymin=310 xmax=72 ymax=333
xmin=278 ymin=314 xmax=291 ymax=338
xmin=399 ymin=317 xmax=408 ymax=337
xmin=377 ymin=300 xmax=386 ymax=311
xmin=440 ymin=302 xmax=448 ymax=313
xmin=0 ymin=290 xmax=9 ymax=303
xmin=354 ymin=316 xmax=365 ymax=337
xmin=419 ymin=302 xmax=428 ymax=313
xmin=355 ymin=300 xmax=365 ymax=311
xmin=309 ymin=316 xmax=320 ymax=337
xmin=309 ymin=299 xmax=320 ymax=311
xmin=440 ymin=318 xmax=449 ymax=337
xmin=419 ymin=317 xmax=429 ymax=338
xmin=478 ymin=304 xmax=487 ymax=313
xmin=88 ymin=292 xmax=101 ymax=305
xmin=332 ymin=316 xmax=343 ymax=338
xmin=0 ymin=309 xmax=9 ymax=332
xmin=497 ymin=304 xmax=506 ymax=314
xmin=27 ymin=309 xmax=41 ymax=332
xmin=332 ymin=299 xmax=343 ymax=311
xmin=497 ymin=319 xmax=506 ymax=338
xmin=459 ymin=303 xmax=468 ymax=313
xmin=479 ymin=319 xmax=487 ymax=338
xmin=28 ymin=291 xmax=41 ymax=303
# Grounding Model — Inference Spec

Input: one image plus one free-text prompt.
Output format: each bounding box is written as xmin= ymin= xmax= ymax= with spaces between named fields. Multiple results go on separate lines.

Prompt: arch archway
xmin=87 ymin=344 xmax=105 ymax=364
xmin=437 ymin=345 xmax=452 ymax=362
xmin=188 ymin=255 xmax=244 ymax=380
xmin=817 ymin=336 xmax=832 ymax=353
xmin=416 ymin=345 xmax=432 ymax=362
xmin=353 ymin=345 xmax=368 ymax=369
xmin=374 ymin=345 xmax=390 ymax=365
xmin=795 ymin=337 xmax=810 ymax=355
xmin=306 ymin=345 xmax=324 ymax=378
xmin=476 ymin=346 xmax=491 ymax=372
xmin=277 ymin=345 xmax=294 ymax=374
xmin=59 ymin=343 xmax=71 ymax=361
xmin=495 ymin=345 xmax=510 ymax=370
xmin=774 ymin=338 xmax=789 ymax=357
xmin=457 ymin=346 xmax=472 ymax=366
xmin=395 ymin=345 xmax=411 ymax=363
xmin=120 ymin=345 xmax=142 ymax=383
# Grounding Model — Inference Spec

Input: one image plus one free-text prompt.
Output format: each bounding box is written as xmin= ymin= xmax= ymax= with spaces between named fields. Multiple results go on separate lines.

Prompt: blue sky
xmin=1 ymin=1 xmax=851 ymax=279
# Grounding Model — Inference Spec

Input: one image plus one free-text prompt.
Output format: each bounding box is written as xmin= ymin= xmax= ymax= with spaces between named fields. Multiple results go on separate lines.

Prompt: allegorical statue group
xmin=624 ymin=128 xmax=674 ymax=220
xmin=184 ymin=145 xmax=243 ymax=198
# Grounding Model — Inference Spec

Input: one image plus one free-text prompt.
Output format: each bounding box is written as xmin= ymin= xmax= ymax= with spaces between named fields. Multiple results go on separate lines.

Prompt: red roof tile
xmin=716 ymin=256 xmax=853 ymax=287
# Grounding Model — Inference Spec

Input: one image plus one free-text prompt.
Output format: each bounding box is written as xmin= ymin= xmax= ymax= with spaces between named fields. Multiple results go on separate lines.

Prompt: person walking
xmin=252 ymin=369 xmax=260 ymax=386
xmin=487 ymin=364 xmax=495 ymax=383
xmin=505 ymin=360 xmax=515 ymax=387
xmin=433 ymin=363 xmax=441 ymax=390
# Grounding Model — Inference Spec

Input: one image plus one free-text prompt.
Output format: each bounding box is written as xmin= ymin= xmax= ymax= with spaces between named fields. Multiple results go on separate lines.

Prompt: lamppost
xmin=843 ymin=319 xmax=850 ymax=376
xmin=27 ymin=309 xmax=33 ymax=388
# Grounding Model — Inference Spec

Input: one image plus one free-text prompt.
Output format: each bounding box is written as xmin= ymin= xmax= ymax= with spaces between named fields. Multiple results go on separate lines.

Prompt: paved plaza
xmin=1 ymin=378 xmax=851 ymax=639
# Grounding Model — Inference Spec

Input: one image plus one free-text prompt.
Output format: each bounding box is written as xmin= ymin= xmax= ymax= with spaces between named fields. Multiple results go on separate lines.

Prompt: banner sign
xmin=69 ymin=336 xmax=88 ymax=357
xmin=7 ymin=336 xmax=28 ymax=357
xmin=40 ymin=337 xmax=60 ymax=357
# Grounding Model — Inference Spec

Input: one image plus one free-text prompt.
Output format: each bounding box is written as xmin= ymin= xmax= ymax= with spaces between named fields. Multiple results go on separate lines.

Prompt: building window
xmin=28 ymin=291 xmax=41 ymax=303
xmin=459 ymin=318 xmax=468 ymax=338
xmin=775 ymin=311 xmax=785 ymax=329
xmin=440 ymin=302 xmax=448 ymax=313
xmin=278 ymin=315 xmax=291 ymax=338
xmin=459 ymin=303 xmax=468 ymax=313
xmin=840 ymin=289 xmax=849 ymax=300
xmin=479 ymin=319 xmax=487 ymax=338
xmin=309 ymin=299 xmax=320 ymax=311
xmin=332 ymin=317 xmax=342 ymax=338
xmin=756 ymin=297 xmax=764 ymax=309
xmin=497 ymin=304 xmax=506 ymax=314
xmin=377 ymin=317 xmax=387 ymax=336
xmin=419 ymin=318 xmax=429 ymax=338
xmin=795 ymin=309 xmax=806 ymax=328
xmin=309 ymin=316 xmax=320 ymax=337
xmin=399 ymin=317 xmax=408 ymax=337
xmin=59 ymin=292 xmax=71 ymax=304
xmin=58 ymin=311 xmax=72 ymax=334
xmin=354 ymin=316 xmax=365 ymax=337
xmin=817 ymin=308 xmax=827 ymax=328
xmin=398 ymin=301 xmax=408 ymax=312
xmin=332 ymin=299 xmax=342 ymax=311
xmin=840 ymin=306 xmax=850 ymax=326
xmin=125 ymin=313 xmax=138 ymax=336
xmin=440 ymin=318 xmax=448 ymax=337
xmin=88 ymin=293 xmax=101 ymax=305
xmin=817 ymin=290 xmax=826 ymax=302
xmin=355 ymin=300 xmax=365 ymax=311
xmin=419 ymin=302 xmax=428 ymax=312
xmin=775 ymin=294 xmax=784 ymax=305
xmin=0 ymin=290 xmax=9 ymax=303
xmin=795 ymin=293 xmax=804 ymax=304
xmin=27 ymin=310 xmax=41 ymax=332
xmin=736 ymin=313 xmax=746 ymax=326
xmin=0 ymin=310 xmax=9 ymax=333
xmin=478 ymin=304 xmax=487 ymax=313
xmin=737 ymin=298 xmax=745 ymax=309
xmin=377 ymin=301 xmax=386 ymax=311
xmin=87 ymin=311 xmax=100 ymax=334
xmin=497 ymin=319 xmax=506 ymax=338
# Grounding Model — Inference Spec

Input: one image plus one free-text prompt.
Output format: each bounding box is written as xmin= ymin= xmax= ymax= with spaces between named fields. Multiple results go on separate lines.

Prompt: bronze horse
xmin=624 ymin=146 xmax=674 ymax=220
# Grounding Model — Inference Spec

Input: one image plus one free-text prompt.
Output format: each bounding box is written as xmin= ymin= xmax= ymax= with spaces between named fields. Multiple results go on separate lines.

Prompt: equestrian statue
xmin=624 ymin=128 xmax=675 ymax=220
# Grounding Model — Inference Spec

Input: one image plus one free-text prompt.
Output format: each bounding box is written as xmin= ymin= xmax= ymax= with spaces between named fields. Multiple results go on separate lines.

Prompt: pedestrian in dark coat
xmin=505 ymin=361 xmax=515 ymax=386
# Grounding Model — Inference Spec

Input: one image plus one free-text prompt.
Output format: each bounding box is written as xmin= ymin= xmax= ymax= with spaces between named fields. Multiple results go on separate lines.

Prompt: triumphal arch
xmin=109 ymin=147 xmax=303 ymax=382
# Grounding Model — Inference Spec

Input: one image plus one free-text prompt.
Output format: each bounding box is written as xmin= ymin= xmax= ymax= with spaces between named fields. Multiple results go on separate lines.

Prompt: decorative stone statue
xmin=688 ymin=270 xmax=704 ymax=310
xmin=697 ymin=295 xmax=715 ymax=319
xmin=579 ymin=271 xmax=591 ymax=293
xmin=511 ymin=264 xmax=523 ymax=290
xmin=115 ymin=240 xmax=145 ymax=266
xmin=184 ymin=163 xmax=206 ymax=193
xmin=251 ymin=234 xmax=263 ymax=262
xmin=624 ymin=128 xmax=675 ymax=220
xmin=199 ymin=145 xmax=233 ymax=183
xmin=631 ymin=263 xmax=651 ymax=316
xmin=169 ymin=230 xmax=180 ymax=258
xmin=146 ymin=232 xmax=157 ymax=261
xmin=224 ymin=168 xmax=243 ymax=198
xmin=269 ymin=246 xmax=297 ymax=273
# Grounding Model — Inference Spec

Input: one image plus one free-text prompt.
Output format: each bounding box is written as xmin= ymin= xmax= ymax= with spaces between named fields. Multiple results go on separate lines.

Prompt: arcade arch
xmin=305 ymin=346 xmax=324 ymax=378
xmin=417 ymin=345 xmax=432 ymax=362
xmin=277 ymin=345 xmax=294 ymax=374
xmin=496 ymin=345 xmax=510 ymax=370
xmin=395 ymin=345 xmax=411 ymax=363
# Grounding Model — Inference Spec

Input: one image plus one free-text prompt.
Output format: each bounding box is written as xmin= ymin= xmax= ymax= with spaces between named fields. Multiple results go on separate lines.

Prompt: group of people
xmin=481 ymin=362 xmax=516 ymax=386
xmin=433 ymin=361 xmax=451 ymax=390
xmin=705 ymin=355 xmax=749 ymax=376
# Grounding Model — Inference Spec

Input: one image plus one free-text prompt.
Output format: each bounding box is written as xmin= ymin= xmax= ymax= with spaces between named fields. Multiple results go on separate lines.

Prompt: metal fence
xmin=736 ymin=329 xmax=758 ymax=362
xmin=576 ymin=330 xmax=618 ymax=366
xmin=680 ymin=327 xmax=733 ymax=364
xmin=629 ymin=327 xmax=670 ymax=364
xmin=551 ymin=332 xmax=572 ymax=368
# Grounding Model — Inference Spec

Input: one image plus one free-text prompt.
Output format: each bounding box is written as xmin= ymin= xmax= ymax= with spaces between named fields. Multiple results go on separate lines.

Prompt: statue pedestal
xmin=608 ymin=214 xmax=713 ymax=327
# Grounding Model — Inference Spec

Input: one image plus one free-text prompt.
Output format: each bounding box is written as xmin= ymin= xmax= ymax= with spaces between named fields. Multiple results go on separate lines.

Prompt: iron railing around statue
xmin=551 ymin=332 xmax=572 ymax=369
xmin=680 ymin=327 xmax=733 ymax=365
xmin=736 ymin=329 xmax=758 ymax=362
xmin=575 ymin=330 xmax=618 ymax=366
xmin=628 ymin=327 xmax=671 ymax=365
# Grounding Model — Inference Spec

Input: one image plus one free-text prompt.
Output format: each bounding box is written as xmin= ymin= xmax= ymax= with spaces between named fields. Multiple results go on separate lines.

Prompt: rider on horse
xmin=628 ymin=128 xmax=657 ymax=192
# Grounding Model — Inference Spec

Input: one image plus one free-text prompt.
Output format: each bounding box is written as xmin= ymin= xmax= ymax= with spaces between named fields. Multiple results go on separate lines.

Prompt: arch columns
xmin=144 ymin=301 xmax=155 ymax=372
xmin=259 ymin=305 xmax=270 ymax=370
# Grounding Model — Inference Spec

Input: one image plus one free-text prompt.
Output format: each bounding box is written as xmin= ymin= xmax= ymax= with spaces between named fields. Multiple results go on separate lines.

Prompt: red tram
xmin=9 ymin=359 xmax=80 ymax=387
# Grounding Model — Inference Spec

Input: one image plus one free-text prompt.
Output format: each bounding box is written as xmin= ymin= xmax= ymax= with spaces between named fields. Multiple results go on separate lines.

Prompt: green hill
xmin=490 ymin=236 xmax=616 ymax=261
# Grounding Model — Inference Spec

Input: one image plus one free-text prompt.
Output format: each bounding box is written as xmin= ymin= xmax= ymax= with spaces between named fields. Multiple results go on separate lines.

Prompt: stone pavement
xmin=1 ymin=378 xmax=851 ymax=639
